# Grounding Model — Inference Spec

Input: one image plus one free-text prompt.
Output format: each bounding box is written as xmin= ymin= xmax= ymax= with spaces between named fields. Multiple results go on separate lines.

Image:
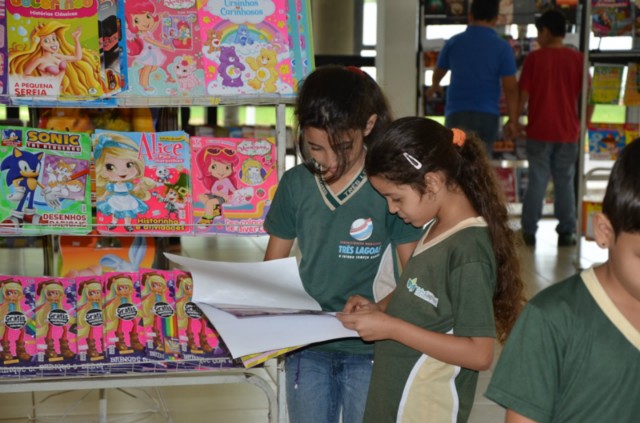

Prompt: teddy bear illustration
xmin=246 ymin=48 xmax=278 ymax=93
xmin=218 ymin=46 xmax=245 ymax=88
xmin=204 ymin=29 xmax=222 ymax=54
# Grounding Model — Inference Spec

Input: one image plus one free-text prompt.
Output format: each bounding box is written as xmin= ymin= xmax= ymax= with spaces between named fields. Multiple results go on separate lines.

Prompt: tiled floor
xmin=0 ymin=218 xmax=608 ymax=422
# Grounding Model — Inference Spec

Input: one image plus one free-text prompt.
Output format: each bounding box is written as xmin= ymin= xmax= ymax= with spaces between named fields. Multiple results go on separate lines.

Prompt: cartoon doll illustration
xmin=99 ymin=15 xmax=122 ymax=73
xmin=140 ymin=272 xmax=172 ymax=351
xmin=104 ymin=274 xmax=144 ymax=352
xmin=153 ymin=173 xmax=189 ymax=219
xmin=77 ymin=279 xmax=104 ymax=359
xmin=35 ymin=280 xmax=74 ymax=359
xmin=126 ymin=0 xmax=175 ymax=93
xmin=94 ymin=133 xmax=155 ymax=232
xmin=0 ymin=279 xmax=32 ymax=362
xmin=240 ymin=158 xmax=267 ymax=186
xmin=175 ymin=272 xmax=213 ymax=353
xmin=1 ymin=148 xmax=61 ymax=228
xmin=195 ymin=145 xmax=238 ymax=225
xmin=8 ymin=22 xmax=102 ymax=97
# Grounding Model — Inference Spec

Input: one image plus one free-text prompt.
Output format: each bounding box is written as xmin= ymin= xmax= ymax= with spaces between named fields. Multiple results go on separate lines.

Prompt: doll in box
xmin=140 ymin=270 xmax=178 ymax=358
xmin=0 ymin=279 xmax=33 ymax=363
xmin=35 ymin=279 xmax=75 ymax=360
xmin=175 ymin=271 xmax=215 ymax=355
xmin=76 ymin=277 xmax=105 ymax=360
xmin=103 ymin=273 xmax=144 ymax=353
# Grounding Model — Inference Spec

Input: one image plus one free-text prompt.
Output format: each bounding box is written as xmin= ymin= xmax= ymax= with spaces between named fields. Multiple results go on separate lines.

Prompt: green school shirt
xmin=264 ymin=164 xmax=423 ymax=354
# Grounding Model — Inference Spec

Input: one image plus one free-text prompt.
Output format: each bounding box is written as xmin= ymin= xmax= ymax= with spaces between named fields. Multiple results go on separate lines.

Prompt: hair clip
xmin=403 ymin=152 xmax=422 ymax=170
xmin=346 ymin=66 xmax=366 ymax=77
xmin=452 ymin=128 xmax=466 ymax=147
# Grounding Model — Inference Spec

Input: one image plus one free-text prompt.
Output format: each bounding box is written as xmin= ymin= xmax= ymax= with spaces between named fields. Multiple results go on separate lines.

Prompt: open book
xmin=164 ymin=254 xmax=358 ymax=359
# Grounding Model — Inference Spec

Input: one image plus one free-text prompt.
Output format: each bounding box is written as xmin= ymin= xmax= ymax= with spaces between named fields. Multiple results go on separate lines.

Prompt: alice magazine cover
xmin=0 ymin=126 xmax=92 ymax=235
xmin=93 ymin=130 xmax=192 ymax=235
xmin=6 ymin=0 xmax=103 ymax=100
xmin=191 ymin=136 xmax=277 ymax=235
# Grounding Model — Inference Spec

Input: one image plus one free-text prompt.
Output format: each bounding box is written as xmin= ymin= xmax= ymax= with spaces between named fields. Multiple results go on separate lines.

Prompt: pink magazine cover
xmin=124 ymin=0 xmax=205 ymax=97
xmin=92 ymin=130 xmax=192 ymax=235
xmin=33 ymin=277 xmax=77 ymax=366
xmin=75 ymin=275 xmax=106 ymax=363
xmin=174 ymin=269 xmax=234 ymax=368
xmin=198 ymin=0 xmax=296 ymax=97
xmin=191 ymin=136 xmax=277 ymax=235
xmin=0 ymin=277 xmax=36 ymax=371
xmin=103 ymin=271 xmax=146 ymax=364
xmin=139 ymin=269 xmax=180 ymax=361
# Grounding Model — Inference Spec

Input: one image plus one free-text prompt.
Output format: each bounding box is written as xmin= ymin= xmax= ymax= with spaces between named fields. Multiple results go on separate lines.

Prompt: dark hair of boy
xmin=535 ymin=9 xmax=567 ymax=37
xmin=470 ymin=0 xmax=499 ymax=22
xmin=602 ymin=137 xmax=640 ymax=235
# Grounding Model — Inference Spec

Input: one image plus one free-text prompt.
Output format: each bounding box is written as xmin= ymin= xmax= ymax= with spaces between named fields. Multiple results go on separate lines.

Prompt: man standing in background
xmin=427 ymin=0 xmax=519 ymax=158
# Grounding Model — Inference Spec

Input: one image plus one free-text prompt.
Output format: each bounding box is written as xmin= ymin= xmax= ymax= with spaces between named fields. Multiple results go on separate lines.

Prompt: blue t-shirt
xmin=437 ymin=25 xmax=517 ymax=116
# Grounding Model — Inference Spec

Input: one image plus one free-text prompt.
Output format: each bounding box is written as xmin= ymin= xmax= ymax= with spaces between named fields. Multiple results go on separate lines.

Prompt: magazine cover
xmin=98 ymin=0 xmax=128 ymax=96
xmin=6 ymin=0 xmax=103 ymax=100
xmin=0 ymin=277 xmax=36 ymax=372
xmin=124 ymin=0 xmax=205 ymax=98
xmin=191 ymin=136 xmax=277 ymax=235
xmin=103 ymin=271 xmax=146 ymax=365
xmin=424 ymin=0 xmax=469 ymax=25
xmin=75 ymin=275 xmax=106 ymax=364
xmin=0 ymin=126 xmax=92 ymax=235
xmin=93 ymin=130 xmax=192 ymax=235
xmin=174 ymin=269 xmax=233 ymax=368
xmin=592 ymin=0 xmax=633 ymax=36
xmin=623 ymin=62 xmax=640 ymax=106
xmin=139 ymin=269 xmax=180 ymax=361
xmin=33 ymin=277 xmax=77 ymax=368
xmin=198 ymin=0 xmax=296 ymax=97
xmin=588 ymin=123 xmax=626 ymax=160
xmin=0 ymin=0 xmax=7 ymax=101
xmin=590 ymin=64 xmax=624 ymax=105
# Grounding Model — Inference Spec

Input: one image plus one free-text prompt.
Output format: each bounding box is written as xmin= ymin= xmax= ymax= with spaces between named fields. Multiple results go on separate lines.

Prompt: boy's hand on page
xmin=342 ymin=295 xmax=373 ymax=313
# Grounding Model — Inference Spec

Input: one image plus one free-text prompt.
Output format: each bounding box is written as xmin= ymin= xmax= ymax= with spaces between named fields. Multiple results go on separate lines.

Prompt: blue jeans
xmin=445 ymin=111 xmax=500 ymax=158
xmin=521 ymin=140 xmax=579 ymax=236
xmin=285 ymin=349 xmax=374 ymax=423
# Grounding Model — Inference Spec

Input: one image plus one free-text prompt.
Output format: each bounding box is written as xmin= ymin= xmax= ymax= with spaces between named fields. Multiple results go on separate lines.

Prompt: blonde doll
xmin=35 ymin=280 xmax=74 ymax=359
xmin=9 ymin=21 xmax=102 ymax=96
xmin=104 ymin=274 xmax=144 ymax=352
xmin=175 ymin=273 xmax=213 ymax=353
xmin=94 ymin=133 xmax=155 ymax=232
xmin=0 ymin=279 xmax=31 ymax=362
xmin=77 ymin=279 xmax=103 ymax=358
xmin=140 ymin=272 xmax=169 ymax=350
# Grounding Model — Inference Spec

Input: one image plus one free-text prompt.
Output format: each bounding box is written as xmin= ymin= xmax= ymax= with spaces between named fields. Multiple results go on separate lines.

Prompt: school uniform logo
xmin=407 ymin=278 xmax=439 ymax=307
xmin=337 ymin=217 xmax=381 ymax=260
xmin=349 ymin=218 xmax=373 ymax=241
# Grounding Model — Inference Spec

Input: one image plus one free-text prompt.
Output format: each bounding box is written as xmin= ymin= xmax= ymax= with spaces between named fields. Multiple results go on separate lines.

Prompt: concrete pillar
xmin=377 ymin=0 xmax=419 ymax=118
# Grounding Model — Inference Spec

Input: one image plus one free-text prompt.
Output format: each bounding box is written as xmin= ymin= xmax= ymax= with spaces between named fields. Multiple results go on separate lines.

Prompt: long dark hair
xmin=366 ymin=117 xmax=525 ymax=343
xmin=295 ymin=65 xmax=392 ymax=183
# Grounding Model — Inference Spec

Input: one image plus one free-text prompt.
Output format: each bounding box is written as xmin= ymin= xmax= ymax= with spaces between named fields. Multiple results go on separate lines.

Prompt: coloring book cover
xmin=197 ymin=0 xmax=296 ymax=97
xmin=0 ymin=0 xmax=8 ymax=101
xmin=590 ymin=64 xmax=624 ymax=105
xmin=93 ymin=130 xmax=192 ymax=235
xmin=98 ymin=0 xmax=128 ymax=96
xmin=139 ymin=269 xmax=180 ymax=361
xmin=173 ymin=269 xmax=234 ymax=368
xmin=75 ymin=275 xmax=106 ymax=364
xmin=592 ymin=0 xmax=633 ymax=37
xmin=6 ymin=0 xmax=104 ymax=100
xmin=33 ymin=277 xmax=77 ymax=368
xmin=588 ymin=123 xmax=626 ymax=160
xmin=0 ymin=126 xmax=92 ymax=236
xmin=0 ymin=276 xmax=36 ymax=371
xmin=191 ymin=136 xmax=277 ymax=236
xmin=124 ymin=0 xmax=205 ymax=98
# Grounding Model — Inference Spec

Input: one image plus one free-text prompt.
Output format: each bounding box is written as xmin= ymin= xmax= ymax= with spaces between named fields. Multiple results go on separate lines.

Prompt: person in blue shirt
xmin=427 ymin=0 xmax=518 ymax=158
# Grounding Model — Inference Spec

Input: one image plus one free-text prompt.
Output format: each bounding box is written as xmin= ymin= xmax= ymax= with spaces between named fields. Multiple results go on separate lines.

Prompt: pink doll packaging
xmin=103 ymin=271 xmax=146 ymax=365
xmin=191 ymin=136 xmax=278 ymax=236
xmin=75 ymin=275 xmax=106 ymax=364
xmin=139 ymin=269 xmax=180 ymax=361
xmin=0 ymin=277 xmax=36 ymax=373
xmin=173 ymin=269 xmax=234 ymax=368
xmin=33 ymin=277 xmax=77 ymax=367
